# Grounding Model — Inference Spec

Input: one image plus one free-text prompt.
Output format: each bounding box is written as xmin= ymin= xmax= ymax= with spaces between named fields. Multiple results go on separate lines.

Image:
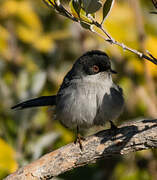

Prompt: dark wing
xmin=11 ymin=95 xmax=56 ymax=110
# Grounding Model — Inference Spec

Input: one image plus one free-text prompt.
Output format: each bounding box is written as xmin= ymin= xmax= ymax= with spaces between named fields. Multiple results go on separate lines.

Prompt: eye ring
xmin=92 ymin=65 xmax=99 ymax=73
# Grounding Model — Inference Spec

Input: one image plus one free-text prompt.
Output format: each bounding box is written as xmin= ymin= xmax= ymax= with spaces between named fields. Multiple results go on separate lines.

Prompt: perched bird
xmin=12 ymin=50 xmax=124 ymax=149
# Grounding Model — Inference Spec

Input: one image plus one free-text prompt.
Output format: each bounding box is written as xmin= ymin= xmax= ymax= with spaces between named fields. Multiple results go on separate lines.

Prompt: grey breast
xmin=55 ymin=74 xmax=124 ymax=130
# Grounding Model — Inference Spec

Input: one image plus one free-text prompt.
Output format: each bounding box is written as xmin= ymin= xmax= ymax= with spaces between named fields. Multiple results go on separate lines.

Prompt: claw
xmin=74 ymin=126 xmax=85 ymax=150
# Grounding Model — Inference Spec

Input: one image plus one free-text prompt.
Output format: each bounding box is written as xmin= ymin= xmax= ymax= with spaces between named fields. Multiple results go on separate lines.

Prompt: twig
xmin=43 ymin=0 xmax=157 ymax=66
xmin=152 ymin=0 xmax=157 ymax=9
xmin=93 ymin=21 xmax=157 ymax=65
xmin=5 ymin=119 xmax=157 ymax=180
xmin=130 ymin=0 xmax=157 ymax=112
xmin=91 ymin=25 xmax=157 ymax=65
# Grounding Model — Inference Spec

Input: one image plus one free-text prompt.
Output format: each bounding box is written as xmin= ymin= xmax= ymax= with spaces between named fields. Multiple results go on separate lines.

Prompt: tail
xmin=11 ymin=96 xmax=56 ymax=110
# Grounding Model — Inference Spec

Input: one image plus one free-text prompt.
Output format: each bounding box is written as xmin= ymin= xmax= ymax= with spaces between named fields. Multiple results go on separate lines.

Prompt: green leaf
xmin=70 ymin=1 xmax=93 ymax=23
xmin=72 ymin=0 xmax=81 ymax=17
xmin=102 ymin=0 xmax=115 ymax=23
xmin=69 ymin=0 xmax=80 ymax=18
xmin=79 ymin=8 xmax=93 ymax=23
xmin=43 ymin=0 xmax=55 ymax=8
xmin=82 ymin=0 xmax=102 ymax=14
xmin=80 ymin=21 xmax=91 ymax=30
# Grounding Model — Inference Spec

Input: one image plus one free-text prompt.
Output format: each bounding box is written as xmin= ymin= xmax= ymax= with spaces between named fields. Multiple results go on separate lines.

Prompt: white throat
xmin=78 ymin=72 xmax=114 ymax=95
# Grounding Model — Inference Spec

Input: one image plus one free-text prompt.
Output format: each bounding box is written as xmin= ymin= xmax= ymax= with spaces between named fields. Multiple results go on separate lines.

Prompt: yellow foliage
xmin=127 ymin=57 xmax=144 ymax=74
xmin=0 ymin=138 xmax=18 ymax=173
xmin=17 ymin=2 xmax=42 ymax=31
xmin=17 ymin=25 xmax=40 ymax=44
xmin=146 ymin=36 xmax=157 ymax=57
xmin=0 ymin=26 xmax=9 ymax=57
xmin=33 ymin=34 xmax=55 ymax=53
xmin=1 ymin=0 xmax=42 ymax=31
xmin=16 ymin=25 xmax=54 ymax=52
xmin=104 ymin=2 xmax=137 ymax=44
xmin=0 ymin=0 xmax=18 ymax=17
xmin=49 ymin=30 xmax=71 ymax=40
xmin=17 ymin=25 xmax=71 ymax=52
xmin=54 ymin=122 xmax=74 ymax=143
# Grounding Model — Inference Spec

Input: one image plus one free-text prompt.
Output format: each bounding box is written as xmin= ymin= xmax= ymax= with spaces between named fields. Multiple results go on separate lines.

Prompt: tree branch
xmin=5 ymin=119 xmax=157 ymax=180
xmin=91 ymin=23 xmax=157 ymax=65
xmin=43 ymin=0 xmax=157 ymax=66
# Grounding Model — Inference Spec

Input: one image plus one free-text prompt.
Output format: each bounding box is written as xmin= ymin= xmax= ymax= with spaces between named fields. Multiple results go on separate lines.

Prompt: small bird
xmin=12 ymin=50 xmax=124 ymax=149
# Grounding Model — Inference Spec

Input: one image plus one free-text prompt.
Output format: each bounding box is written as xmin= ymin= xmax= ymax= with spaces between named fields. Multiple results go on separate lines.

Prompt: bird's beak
xmin=110 ymin=69 xmax=117 ymax=74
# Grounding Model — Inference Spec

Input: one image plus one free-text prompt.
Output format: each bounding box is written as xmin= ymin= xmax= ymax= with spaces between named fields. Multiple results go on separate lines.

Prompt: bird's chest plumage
xmin=56 ymin=75 xmax=124 ymax=130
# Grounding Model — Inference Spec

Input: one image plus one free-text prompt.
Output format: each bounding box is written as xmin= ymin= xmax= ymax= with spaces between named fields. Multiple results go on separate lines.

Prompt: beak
xmin=110 ymin=69 xmax=117 ymax=74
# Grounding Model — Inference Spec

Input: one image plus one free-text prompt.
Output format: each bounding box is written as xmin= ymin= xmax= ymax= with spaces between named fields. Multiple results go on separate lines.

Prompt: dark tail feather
xmin=11 ymin=96 xmax=56 ymax=110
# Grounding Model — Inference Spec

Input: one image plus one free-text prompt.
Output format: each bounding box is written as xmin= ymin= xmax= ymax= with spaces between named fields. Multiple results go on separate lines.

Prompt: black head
xmin=72 ymin=50 xmax=116 ymax=76
xmin=59 ymin=50 xmax=117 ymax=90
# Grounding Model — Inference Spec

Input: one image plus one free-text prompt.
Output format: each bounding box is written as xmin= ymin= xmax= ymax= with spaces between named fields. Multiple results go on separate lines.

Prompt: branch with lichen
xmin=4 ymin=119 xmax=157 ymax=180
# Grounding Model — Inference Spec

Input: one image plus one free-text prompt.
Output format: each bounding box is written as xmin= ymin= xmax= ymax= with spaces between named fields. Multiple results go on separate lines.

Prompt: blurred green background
xmin=0 ymin=0 xmax=157 ymax=179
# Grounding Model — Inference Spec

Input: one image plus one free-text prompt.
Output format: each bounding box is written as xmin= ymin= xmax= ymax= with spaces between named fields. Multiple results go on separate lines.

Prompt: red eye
xmin=92 ymin=65 xmax=99 ymax=73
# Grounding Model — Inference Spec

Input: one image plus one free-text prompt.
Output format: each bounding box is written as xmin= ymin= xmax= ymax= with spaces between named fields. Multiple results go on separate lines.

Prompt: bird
xmin=12 ymin=50 xmax=124 ymax=149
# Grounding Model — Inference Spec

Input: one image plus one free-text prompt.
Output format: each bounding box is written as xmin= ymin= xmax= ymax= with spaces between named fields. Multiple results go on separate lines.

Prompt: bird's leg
xmin=109 ymin=121 xmax=118 ymax=140
xmin=109 ymin=120 xmax=118 ymax=130
xmin=74 ymin=126 xmax=85 ymax=150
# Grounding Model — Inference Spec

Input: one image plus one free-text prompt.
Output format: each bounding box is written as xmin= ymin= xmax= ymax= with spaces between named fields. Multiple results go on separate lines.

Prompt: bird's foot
xmin=74 ymin=133 xmax=85 ymax=150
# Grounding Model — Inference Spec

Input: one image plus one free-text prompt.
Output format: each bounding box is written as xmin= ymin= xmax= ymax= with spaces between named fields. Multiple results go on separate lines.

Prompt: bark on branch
xmin=5 ymin=119 xmax=157 ymax=180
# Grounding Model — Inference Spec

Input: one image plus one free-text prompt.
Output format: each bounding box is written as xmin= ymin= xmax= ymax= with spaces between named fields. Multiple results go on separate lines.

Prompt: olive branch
xmin=43 ymin=0 xmax=157 ymax=65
